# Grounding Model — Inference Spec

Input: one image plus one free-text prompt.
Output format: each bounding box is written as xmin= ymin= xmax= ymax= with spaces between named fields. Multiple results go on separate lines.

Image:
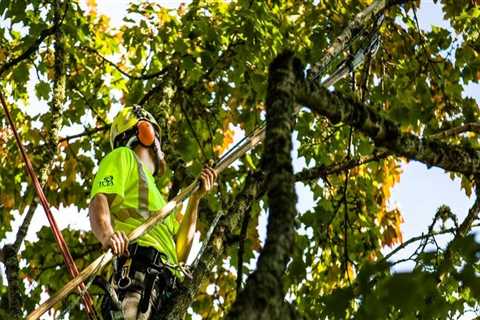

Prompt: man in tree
xmin=89 ymin=105 xmax=217 ymax=320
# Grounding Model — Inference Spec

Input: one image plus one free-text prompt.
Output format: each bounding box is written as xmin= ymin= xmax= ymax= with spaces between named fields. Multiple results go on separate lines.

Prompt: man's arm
xmin=89 ymin=193 xmax=129 ymax=256
xmin=176 ymin=167 xmax=217 ymax=263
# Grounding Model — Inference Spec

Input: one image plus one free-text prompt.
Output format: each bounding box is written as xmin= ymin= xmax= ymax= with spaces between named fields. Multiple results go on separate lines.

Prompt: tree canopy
xmin=1 ymin=0 xmax=480 ymax=319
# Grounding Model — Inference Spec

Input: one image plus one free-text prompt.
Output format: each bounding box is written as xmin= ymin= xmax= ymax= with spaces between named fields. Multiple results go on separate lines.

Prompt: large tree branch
xmin=12 ymin=203 xmax=37 ymax=252
xmin=429 ymin=122 xmax=480 ymax=139
xmin=226 ymin=51 xmax=302 ymax=320
xmin=297 ymin=78 xmax=480 ymax=176
xmin=236 ymin=208 xmax=251 ymax=295
xmin=4 ymin=244 xmax=21 ymax=316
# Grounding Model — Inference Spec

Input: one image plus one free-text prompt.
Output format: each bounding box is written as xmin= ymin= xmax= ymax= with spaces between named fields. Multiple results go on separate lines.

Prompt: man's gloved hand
xmin=103 ymin=230 xmax=129 ymax=256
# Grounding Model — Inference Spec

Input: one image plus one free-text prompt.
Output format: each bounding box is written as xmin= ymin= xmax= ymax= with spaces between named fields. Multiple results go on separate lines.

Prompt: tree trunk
xmin=226 ymin=51 xmax=301 ymax=320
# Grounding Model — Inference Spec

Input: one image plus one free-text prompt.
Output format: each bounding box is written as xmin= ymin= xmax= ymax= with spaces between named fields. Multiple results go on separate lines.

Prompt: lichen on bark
xmin=226 ymin=51 xmax=302 ymax=320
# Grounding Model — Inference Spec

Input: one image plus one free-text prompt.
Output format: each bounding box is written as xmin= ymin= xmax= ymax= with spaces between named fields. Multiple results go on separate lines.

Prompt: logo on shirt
xmin=99 ymin=175 xmax=114 ymax=187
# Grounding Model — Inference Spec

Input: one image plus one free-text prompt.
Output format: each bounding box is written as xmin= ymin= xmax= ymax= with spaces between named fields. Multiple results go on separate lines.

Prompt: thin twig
xmin=179 ymin=95 xmax=208 ymax=161
xmin=295 ymin=152 xmax=389 ymax=182
xmin=58 ymin=126 xmax=109 ymax=143
xmin=81 ymin=46 xmax=169 ymax=80
xmin=429 ymin=122 xmax=480 ymax=139
xmin=383 ymin=224 xmax=480 ymax=262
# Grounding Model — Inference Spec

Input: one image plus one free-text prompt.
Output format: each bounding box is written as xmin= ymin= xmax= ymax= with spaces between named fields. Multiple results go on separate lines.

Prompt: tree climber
xmin=89 ymin=105 xmax=217 ymax=320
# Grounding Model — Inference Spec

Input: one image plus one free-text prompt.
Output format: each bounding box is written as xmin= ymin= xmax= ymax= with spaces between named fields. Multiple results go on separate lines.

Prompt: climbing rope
xmin=0 ymin=90 xmax=97 ymax=320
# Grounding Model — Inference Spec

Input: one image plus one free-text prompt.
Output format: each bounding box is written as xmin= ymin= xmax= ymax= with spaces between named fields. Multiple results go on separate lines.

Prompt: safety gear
xmin=110 ymin=106 xmax=162 ymax=150
xmin=90 ymin=148 xmax=182 ymax=275
xmin=109 ymin=106 xmax=166 ymax=176
xmin=100 ymin=244 xmax=175 ymax=320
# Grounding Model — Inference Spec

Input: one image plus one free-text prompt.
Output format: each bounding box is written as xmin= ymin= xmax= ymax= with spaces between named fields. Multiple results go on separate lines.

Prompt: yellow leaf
xmin=0 ymin=48 xmax=6 ymax=61
xmin=97 ymin=15 xmax=110 ymax=33
xmin=345 ymin=262 xmax=356 ymax=280
xmin=380 ymin=208 xmax=404 ymax=247
xmin=87 ymin=0 xmax=97 ymax=16
xmin=114 ymin=31 xmax=123 ymax=42
xmin=157 ymin=8 xmax=172 ymax=25
xmin=1 ymin=193 xmax=15 ymax=209
xmin=214 ymin=121 xmax=235 ymax=155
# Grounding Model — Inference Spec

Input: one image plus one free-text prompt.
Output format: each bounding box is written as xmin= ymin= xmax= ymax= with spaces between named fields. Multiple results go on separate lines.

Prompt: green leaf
xmin=35 ymin=81 xmax=50 ymax=100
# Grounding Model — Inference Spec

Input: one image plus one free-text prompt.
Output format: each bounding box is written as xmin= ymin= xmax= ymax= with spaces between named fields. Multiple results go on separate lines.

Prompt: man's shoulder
xmin=107 ymin=146 xmax=135 ymax=157
xmin=90 ymin=147 xmax=135 ymax=198
xmin=101 ymin=147 xmax=135 ymax=164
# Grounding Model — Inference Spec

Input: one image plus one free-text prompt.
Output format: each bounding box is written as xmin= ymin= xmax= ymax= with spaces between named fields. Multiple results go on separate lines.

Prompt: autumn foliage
xmin=1 ymin=0 xmax=480 ymax=319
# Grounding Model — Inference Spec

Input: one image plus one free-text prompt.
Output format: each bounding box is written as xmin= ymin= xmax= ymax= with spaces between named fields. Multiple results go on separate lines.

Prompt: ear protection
xmin=132 ymin=106 xmax=161 ymax=147
xmin=137 ymin=120 xmax=157 ymax=147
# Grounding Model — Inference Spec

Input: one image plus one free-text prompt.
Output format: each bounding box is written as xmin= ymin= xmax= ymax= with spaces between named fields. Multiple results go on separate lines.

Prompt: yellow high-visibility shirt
xmin=90 ymin=147 xmax=180 ymax=274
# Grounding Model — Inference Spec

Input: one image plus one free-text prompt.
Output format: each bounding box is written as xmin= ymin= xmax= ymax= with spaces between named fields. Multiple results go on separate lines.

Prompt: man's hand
xmin=103 ymin=230 xmax=129 ymax=256
xmin=176 ymin=166 xmax=217 ymax=262
xmin=192 ymin=166 xmax=217 ymax=199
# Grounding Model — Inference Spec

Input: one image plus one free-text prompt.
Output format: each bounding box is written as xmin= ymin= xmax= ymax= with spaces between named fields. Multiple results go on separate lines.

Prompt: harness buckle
xmin=117 ymin=257 xmax=132 ymax=290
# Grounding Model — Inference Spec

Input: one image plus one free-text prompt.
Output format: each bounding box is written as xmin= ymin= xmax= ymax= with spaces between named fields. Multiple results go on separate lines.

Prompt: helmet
xmin=110 ymin=105 xmax=161 ymax=150
xmin=109 ymin=105 xmax=166 ymax=176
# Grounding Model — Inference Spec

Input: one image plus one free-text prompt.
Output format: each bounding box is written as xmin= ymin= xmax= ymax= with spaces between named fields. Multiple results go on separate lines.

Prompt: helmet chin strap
xmin=151 ymin=138 xmax=165 ymax=176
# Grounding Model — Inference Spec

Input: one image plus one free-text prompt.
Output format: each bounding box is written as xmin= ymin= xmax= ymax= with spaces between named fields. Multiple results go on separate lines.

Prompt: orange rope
xmin=0 ymin=90 xmax=97 ymax=319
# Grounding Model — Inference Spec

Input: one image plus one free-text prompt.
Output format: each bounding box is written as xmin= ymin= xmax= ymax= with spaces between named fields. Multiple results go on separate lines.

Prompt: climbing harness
xmin=27 ymin=1 xmax=389 ymax=318
xmin=0 ymin=91 xmax=98 ymax=320
xmin=100 ymin=244 xmax=176 ymax=320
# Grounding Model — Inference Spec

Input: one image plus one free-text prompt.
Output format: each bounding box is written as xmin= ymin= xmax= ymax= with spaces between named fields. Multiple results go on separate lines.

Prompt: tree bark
xmin=226 ymin=51 xmax=301 ymax=320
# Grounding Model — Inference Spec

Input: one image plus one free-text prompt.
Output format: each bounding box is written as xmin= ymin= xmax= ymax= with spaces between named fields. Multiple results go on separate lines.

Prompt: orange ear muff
xmin=137 ymin=120 xmax=156 ymax=146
